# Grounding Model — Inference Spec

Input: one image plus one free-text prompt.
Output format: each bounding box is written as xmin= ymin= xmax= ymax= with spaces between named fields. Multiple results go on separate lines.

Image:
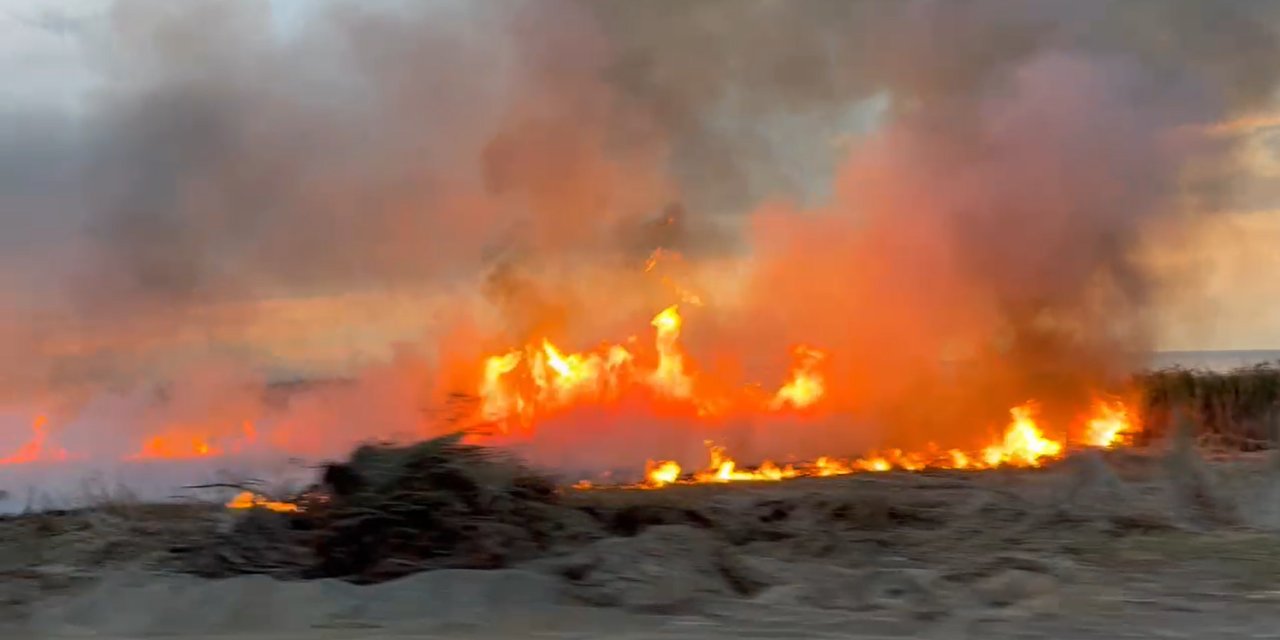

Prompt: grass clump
xmin=1136 ymin=363 xmax=1280 ymax=448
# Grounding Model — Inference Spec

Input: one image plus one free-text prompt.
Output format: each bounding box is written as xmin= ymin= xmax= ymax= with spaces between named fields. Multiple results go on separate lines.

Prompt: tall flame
xmin=771 ymin=346 xmax=826 ymax=409
xmin=649 ymin=305 xmax=692 ymax=398
xmin=0 ymin=415 xmax=69 ymax=465
xmin=481 ymin=350 xmax=524 ymax=424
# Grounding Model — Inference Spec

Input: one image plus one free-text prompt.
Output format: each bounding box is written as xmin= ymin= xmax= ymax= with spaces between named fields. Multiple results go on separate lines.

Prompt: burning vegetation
xmin=4 ymin=3 xmax=1280 ymax=636
xmin=1 ymin=293 xmax=1143 ymax=493
xmin=0 ymin=0 xmax=1276 ymax=541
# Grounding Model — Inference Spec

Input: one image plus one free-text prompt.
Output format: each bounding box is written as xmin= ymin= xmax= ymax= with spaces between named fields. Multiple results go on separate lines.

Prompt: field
xmin=2 ymin=366 xmax=1280 ymax=637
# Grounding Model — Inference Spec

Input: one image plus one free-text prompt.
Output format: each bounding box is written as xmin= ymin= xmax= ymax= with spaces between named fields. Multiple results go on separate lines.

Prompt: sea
xmin=1149 ymin=349 xmax=1280 ymax=372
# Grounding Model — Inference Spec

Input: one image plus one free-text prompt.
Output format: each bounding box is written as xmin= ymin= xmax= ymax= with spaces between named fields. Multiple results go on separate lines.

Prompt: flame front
xmin=626 ymin=398 xmax=1131 ymax=489
xmin=0 ymin=297 xmax=1143 ymax=499
xmin=475 ymin=304 xmax=827 ymax=433
xmin=471 ymin=300 xmax=1145 ymax=489
xmin=225 ymin=491 xmax=300 ymax=513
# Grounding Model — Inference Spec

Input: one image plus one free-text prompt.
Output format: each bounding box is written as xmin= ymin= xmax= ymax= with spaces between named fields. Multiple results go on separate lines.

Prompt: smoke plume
xmin=0 ymin=0 xmax=1278 ymax=476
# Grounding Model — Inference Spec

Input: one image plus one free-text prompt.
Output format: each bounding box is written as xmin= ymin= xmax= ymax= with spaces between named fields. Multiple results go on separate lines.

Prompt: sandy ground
xmin=10 ymin=447 xmax=1280 ymax=638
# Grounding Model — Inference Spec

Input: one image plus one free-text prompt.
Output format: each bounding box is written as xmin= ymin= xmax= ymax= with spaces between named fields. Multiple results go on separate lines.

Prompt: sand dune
xmin=15 ymin=449 xmax=1280 ymax=639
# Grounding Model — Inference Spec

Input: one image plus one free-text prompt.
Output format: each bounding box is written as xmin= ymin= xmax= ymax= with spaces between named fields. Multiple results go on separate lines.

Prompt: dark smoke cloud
xmin=587 ymin=0 xmax=1280 ymax=213
xmin=0 ymin=0 xmax=1277 ymax=464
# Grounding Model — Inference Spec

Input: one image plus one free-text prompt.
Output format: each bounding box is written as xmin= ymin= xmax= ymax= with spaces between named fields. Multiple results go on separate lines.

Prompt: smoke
xmin=0 ymin=0 xmax=1278 ymax=477
xmin=580 ymin=0 xmax=1280 ymax=450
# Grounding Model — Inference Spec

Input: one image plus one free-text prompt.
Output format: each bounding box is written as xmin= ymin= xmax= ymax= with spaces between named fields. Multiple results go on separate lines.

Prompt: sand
xmin=13 ymin=447 xmax=1280 ymax=638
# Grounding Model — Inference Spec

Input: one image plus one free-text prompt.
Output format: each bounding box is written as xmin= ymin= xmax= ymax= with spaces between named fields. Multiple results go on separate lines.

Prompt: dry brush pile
xmin=186 ymin=433 xmax=601 ymax=582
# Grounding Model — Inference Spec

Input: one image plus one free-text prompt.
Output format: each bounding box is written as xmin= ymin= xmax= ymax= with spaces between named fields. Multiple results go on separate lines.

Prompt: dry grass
xmin=0 ymin=497 xmax=223 ymax=615
xmin=1137 ymin=364 xmax=1280 ymax=448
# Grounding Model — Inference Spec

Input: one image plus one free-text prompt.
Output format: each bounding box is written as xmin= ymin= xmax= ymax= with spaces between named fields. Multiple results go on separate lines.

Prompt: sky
xmin=2 ymin=0 xmax=1280 ymax=364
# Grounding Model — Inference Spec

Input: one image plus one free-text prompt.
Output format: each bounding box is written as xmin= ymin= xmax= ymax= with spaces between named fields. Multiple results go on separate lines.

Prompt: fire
xmin=649 ymin=305 xmax=693 ymax=398
xmin=1084 ymin=398 xmax=1135 ymax=448
xmin=644 ymin=459 xmax=682 ymax=487
xmin=471 ymin=296 xmax=1150 ymax=489
xmin=692 ymin=442 xmax=797 ymax=483
xmin=0 ymin=415 xmax=70 ymax=465
xmin=0 ymin=284 xmax=1142 ymax=499
xmin=127 ymin=421 xmax=258 ymax=461
xmin=475 ymin=304 xmax=827 ymax=433
xmin=225 ymin=491 xmax=300 ymax=513
xmin=478 ymin=340 xmax=638 ymax=429
xmin=771 ymin=346 xmax=827 ymax=409
xmin=631 ymin=400 xmax=1088 ymax=489
xmin=480 ymin=350 xmax=524 ymax=424
xmin=980 ymin=402 xmax=1063 ymax=467
xmin=130 ymin=434 xmax=221 ymax=460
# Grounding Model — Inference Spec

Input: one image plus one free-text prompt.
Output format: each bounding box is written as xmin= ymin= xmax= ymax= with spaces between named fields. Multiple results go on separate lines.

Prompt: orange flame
xmin=649 ymin=305 xmax=693 ymax=398
xmin=0 ymin=415 xmax=70 ymax=465
xmin=980 ymin=402 xmax=1063 ymax=467
xmin=225 ymin=491 xmax=300 ymax=513
xmin=476 ymin=304 xmax=828 ymax=432
xmin=127 ymin=421 xmax=258 ymax=461
xmin=644 ymin=459 xmax=682 ymax=487
xmin=470 ymin=298 xmax=1147 ymax=489
xmin=629 ymin=400 xmax=1082 ymax=489
xmin=691 ymin=442 xmax=797 ymax=483
xmin=771 ymin=346 xmax=826 ymax=410
xmin=1084 ymin=398 xmax=1135 ymax=448
xmin=480 ymin=350 xmax=524 ymax=425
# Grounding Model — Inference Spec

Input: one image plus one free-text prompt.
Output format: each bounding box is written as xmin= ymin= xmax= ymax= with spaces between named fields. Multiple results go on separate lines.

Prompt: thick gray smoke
xmin=585 ymin=0 xmax=1280 ymax=440
xmin=0 ymin=0 xmax=1278 ymax=470
xmin=587 ymin=0 xmax=1280 ymax=212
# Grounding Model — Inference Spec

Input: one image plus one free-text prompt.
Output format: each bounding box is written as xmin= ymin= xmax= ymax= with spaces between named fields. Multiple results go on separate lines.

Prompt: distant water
xmin=1150 ymin=350 xmax=1280 ymax=372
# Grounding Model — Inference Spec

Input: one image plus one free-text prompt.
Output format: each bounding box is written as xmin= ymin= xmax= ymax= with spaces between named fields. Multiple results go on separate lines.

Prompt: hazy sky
xmin=2 ymin=0 xmax=1280 ymax=356
xmin=0 ymin=0 xmax=323 ymax=112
